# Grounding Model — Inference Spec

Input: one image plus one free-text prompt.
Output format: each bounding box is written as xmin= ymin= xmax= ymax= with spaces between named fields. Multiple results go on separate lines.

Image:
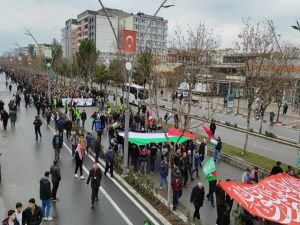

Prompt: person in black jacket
xmin=94 ymin=137 xmax=101 ymax=163
xmin=206 ymin=179 xmax=217 ymax=207
xmin=50 ymin=160 xmax=61 ymax=201
xmin=39 ymin=172 xmax=52 ymax=221
xmin=215 ymin=183 xmax=227 ymax=225
xmin=210 ymin=119 xmax=216 ymax=136
xmin=190 ymin=182 xmax=205 ymax=220
xmin=81 ymin=109 xmax=87 ymax=128
xmin=1 ymin=109 xmax=9 ymax=130
xmin=22 ymin=198 xmax=43 ymax=225
xmin=270 ymin=161 xmax=283 ymax=175
xmin=33 ymin=116 xmax=42 ymax=140
xmin=86 ymin=163 xmax=102 ymax=209
xmin=52 ymin=132 xmax=63 ymax=161
xmin=63 ymin=119 xmax=72 ymax=140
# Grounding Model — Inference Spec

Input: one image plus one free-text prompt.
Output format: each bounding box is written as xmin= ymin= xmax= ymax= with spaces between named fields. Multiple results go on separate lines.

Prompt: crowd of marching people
xmin=1 ymin=66 xmax=296 ymax=225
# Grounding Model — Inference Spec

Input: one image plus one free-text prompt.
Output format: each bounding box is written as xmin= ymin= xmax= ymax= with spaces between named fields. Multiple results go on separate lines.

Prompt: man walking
xmin=206 ymin=179 xmax=217 ymax=207
xmin=39 ymin=172 xmax=52 ymax=221
xmin=104 ymin=146 xmax=114 ymax=178
xmin=33 ymin=116 xmax=42 ymax=140
xmin=86 ymin=163 xmax=102 ymax=209
xmin=22 ymin=198 xmax=43 ymax=225
xmin=81 ymin=109 xmax=87 ymax=128
xmin=190 ymin=182 xmax=205 ymax=220
xmin=46 ymin=108 xmax=52 ymax=126
xmin=1 ymin=109 xmax=9 ymax=130
xmin=50 ymin=160 xmax=61 ymax=201
xmin=52 ymin=131 xmax=63 ymax=161
xmin=9 ymin=109 xmax=17 ymax=128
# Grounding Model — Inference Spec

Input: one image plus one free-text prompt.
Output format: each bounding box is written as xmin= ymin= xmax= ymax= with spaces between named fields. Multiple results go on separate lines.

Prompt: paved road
xmin=105 ymin=87 xmax=299 ymax=166
xmin=72 ymin=105 xmax=247 ymax=225
xmin=0 ymin=74 xmax=164 ymax=225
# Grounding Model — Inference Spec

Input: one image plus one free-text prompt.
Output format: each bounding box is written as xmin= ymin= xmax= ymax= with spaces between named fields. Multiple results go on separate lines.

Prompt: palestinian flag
xmin=113 ymin=121 xmax=122 ymax=129
xmin=201 ymin=125 xmax=212 ymax=137
xmin=207 ymin=136 xmax=218 ymax=147
xmin=118 ymin=132 xmax=189 ymax=146
xmin=203 ymin=157 xmax=217 ymax=182
xmin=168 ymin=128 xmax=198 ymax=139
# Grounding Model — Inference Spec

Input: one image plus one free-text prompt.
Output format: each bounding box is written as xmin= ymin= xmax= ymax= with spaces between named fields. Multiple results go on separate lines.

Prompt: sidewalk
xmin=59 ymin=105 xmax=245 ymax=225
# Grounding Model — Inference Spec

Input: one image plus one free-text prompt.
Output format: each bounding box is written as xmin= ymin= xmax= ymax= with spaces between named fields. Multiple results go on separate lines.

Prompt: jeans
xmin=42 ymin=199 xmax=51 ymax=218
xmin=173 ymin=191 xmax=180 ymax=209
xmin=160 ymin=175 xmax=168 ymax=189
xmin=150 ymin=158 xmax=156 ymax=172
xmin=54 ymin=148 xmax=61 ymax=161
xmin=140 ymin=161 xmax=147 ymax=173
xmin=214 ymin=149 xmax=220 ymax=163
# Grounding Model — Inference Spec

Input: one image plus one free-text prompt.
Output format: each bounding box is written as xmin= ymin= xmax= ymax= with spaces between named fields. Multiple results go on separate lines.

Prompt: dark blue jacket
xmin=52 ymin=135 xmax=63 ymax=149
xmin=105 ymin=149 xmax=114 ymax=163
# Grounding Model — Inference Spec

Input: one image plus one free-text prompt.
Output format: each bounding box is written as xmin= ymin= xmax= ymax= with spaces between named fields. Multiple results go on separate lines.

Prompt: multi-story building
xmin=61 ymin=9 xmax=168 ymax=63
xmin=120 ymin=12 xmax=168 ymax=58
xmin=61 ymin=19 xmax=78 ymax=59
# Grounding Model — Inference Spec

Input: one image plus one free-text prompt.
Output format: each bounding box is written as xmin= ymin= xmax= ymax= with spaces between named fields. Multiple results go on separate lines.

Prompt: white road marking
xmin=42 ymin=118 xmax=134 ymax=225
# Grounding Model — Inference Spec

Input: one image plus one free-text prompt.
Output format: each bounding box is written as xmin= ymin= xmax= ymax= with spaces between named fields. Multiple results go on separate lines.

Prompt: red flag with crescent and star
xmin=122 ymin=30 xmax=137 ymax=53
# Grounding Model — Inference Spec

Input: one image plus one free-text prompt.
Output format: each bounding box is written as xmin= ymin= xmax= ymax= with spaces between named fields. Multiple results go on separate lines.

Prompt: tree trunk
xmin=276 ymin=103 xmax=282 ymax=123
xmin=115 ymin=86 xmax=118 ymax=106
xmin=259 ymin=109 xmax=265 ymax=134
xmin=243 ymin=105 xmax=252 ymax=154
xmin=167 ymin=154 xmax=172 ymax=208
xmin=237 ymin=97 xmax=240 ymax=114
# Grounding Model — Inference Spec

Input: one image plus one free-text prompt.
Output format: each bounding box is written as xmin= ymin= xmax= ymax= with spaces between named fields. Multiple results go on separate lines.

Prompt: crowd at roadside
xmin=0 ymin=66 xmax=297 ymax=225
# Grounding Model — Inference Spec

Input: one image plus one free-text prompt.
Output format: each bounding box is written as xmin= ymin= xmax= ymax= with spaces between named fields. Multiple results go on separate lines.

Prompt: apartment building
xmin=120 ymin=12 xmax=168 ymax=58
xmin=61 ymin=19 xmax=78 ymax=59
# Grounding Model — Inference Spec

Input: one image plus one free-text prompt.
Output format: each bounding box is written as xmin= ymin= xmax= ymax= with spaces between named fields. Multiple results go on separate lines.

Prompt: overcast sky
xmin=1 ymin=0 xmax=300 ymax=55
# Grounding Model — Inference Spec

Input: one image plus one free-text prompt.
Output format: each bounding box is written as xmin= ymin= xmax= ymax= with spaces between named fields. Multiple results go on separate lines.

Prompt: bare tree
xmin=172 ymin=23 xmax=221 ymax=130
xmin=236 ymin=19 xmax=281 ymax=154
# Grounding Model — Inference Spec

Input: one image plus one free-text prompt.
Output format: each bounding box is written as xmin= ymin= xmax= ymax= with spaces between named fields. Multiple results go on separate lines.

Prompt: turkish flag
xmin=122 ymin=30 xmax=137 ymax=53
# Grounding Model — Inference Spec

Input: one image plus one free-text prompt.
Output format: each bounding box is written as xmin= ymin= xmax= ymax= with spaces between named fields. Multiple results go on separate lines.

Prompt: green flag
xmin=203 ymin=157 xmax=216 ymax=177
xmin=206 ymin=172 xmax=217 ymax=182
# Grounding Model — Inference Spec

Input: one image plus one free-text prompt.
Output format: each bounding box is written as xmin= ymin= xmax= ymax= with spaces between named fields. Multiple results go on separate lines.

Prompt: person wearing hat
xmin=2 ymin=210 xmax=19 ymax=225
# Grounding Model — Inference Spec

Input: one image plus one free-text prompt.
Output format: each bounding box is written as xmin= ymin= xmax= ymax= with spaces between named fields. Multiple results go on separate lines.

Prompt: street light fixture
xmin=97 ymin=0 xmax=174 ymax=176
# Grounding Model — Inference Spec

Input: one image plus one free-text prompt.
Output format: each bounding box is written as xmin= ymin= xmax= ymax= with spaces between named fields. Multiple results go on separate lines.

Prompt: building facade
xmin=61 ymin=19 xmax=78 ymax=59
xmin=120 ymin=12 xmax=168 ymax=57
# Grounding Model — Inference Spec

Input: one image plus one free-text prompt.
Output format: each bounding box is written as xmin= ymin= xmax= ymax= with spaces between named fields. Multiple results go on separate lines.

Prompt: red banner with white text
xmin=219 ymin=173 xmax=300 ymax=225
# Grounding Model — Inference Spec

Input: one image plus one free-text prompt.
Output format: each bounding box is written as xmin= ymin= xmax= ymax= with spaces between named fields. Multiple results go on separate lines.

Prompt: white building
xmin=120 ymin=12 xmax=168 ymax=57
xmin=61 ymin=19 xmax=78 ymax=59
xmin=95 ymin=12 xmax=119 ymax=63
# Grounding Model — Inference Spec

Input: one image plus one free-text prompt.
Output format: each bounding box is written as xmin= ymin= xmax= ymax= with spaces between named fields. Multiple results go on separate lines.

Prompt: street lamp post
xmin=122 ymin=0 xmax=174 ymax=176
xmin=97 ymin=0 xmax=174 ymax=176
xmin=25 ymin=29 xmax=65 ymax=103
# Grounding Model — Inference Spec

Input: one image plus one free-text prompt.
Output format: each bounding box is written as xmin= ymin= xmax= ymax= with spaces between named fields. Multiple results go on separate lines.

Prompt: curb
xmin=148 ymin=104 xmax=300 ymax=148
xmin=56 ymin=108 xmax=174 ymax=225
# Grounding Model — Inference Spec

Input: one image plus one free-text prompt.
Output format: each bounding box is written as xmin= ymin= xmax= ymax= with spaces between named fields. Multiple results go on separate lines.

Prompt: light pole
xmin=97 ymin=0 xmax=174 ymax=176
xmin=123 ymin=0 xmax=174 ymax=176
xmin=25 ymin=29 xmax=65 ymax=103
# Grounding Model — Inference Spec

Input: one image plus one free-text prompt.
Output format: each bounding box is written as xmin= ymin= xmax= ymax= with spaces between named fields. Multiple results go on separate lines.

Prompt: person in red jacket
xmin=171 ymin=174 xmax=183 ymax=211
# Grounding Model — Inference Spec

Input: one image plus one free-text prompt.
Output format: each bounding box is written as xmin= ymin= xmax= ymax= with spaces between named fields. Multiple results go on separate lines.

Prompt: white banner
xmin=61 ymin=98 xmax=93 ymax=106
